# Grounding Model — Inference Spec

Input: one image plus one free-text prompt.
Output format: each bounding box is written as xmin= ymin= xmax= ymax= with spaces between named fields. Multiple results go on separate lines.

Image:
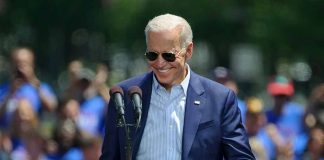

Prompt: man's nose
xmin=155 ymin=55 xmax=167 ymax=66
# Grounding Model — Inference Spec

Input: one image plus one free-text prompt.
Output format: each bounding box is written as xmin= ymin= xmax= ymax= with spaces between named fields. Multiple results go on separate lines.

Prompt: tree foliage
xmin=0 ymin=0 xmax=323 ymax=83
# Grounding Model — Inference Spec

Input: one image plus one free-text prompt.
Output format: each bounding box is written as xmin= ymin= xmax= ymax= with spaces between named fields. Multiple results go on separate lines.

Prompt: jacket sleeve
xmin=221 ymin=90 xmax=255 ymax=160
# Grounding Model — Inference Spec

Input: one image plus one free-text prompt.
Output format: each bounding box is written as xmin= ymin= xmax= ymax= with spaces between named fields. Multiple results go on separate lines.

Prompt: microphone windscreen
xmin=110 ymin=86 xmax=124 ymax=96
xmin=128 ymin=86 xmax=142 ymax=97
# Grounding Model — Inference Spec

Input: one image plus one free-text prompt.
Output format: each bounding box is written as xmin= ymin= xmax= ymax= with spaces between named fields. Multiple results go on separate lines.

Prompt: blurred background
xmin=0 ymin=0 xmax=323 ymax=96
xmin=0 ymin=0 xmax=323 ymax=160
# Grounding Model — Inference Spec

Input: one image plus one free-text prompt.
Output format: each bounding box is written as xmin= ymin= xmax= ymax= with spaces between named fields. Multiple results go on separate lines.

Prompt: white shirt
xmin=136 ymin=65 xmax=191 ymax=160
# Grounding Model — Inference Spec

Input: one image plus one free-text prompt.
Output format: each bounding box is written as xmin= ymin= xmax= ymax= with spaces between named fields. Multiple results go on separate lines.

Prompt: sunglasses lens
xmin=145 ymin=52 xmax=176 ymax=62
xmin=145 ymin=52 xmax=158 ymax=61
xmin=162 ymin=53 xmax=176 ymax=62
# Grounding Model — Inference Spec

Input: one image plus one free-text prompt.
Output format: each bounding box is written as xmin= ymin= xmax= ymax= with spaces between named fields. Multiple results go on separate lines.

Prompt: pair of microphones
xmin=110 ymin=86 xmax=142 ymax=129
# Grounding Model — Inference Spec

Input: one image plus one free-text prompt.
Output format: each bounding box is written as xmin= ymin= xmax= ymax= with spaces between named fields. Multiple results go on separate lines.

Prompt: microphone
xmin=128 ymin=86 xmax=142 ymax=129
xmin=110 ymin=86 xmax=126 ymax=125
xmin=110 ymin=86 xmax=132 ymax=160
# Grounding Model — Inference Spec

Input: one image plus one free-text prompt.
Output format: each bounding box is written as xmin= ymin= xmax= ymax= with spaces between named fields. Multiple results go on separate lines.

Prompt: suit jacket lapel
xmin=182 ymin=72 xmax=205 ymax=160
xmin=131 ymin=71 xmax=205 ymax=159
xmin=132 ymin=72 xmax=153 ymax=159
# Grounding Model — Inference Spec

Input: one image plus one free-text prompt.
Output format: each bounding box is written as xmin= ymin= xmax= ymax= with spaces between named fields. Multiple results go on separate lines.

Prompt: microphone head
xmin=110 ymin=86 xmax=124 ymax=96
xmin=128 ymin=86 xmax=142 ymax=97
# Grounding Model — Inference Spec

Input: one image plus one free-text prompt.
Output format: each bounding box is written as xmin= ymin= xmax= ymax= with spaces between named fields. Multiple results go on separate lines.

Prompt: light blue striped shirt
xmin=136 ymin=65 xmax=191 ymax=160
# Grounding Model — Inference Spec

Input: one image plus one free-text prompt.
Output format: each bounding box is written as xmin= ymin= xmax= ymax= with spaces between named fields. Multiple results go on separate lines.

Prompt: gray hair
xmin=145 ymin=13 xmax=193 ymax=48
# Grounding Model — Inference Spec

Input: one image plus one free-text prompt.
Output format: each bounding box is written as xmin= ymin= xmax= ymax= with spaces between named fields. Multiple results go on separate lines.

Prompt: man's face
xmin=146 ymin=28 xmax=192 ymax=90
xmin=13 ymin=49 xmax=34 ymax=68
xmin=12 ymin=49 xmax=34 ymax=78
xmin=274 ymin=95 xmax=289 ymax=107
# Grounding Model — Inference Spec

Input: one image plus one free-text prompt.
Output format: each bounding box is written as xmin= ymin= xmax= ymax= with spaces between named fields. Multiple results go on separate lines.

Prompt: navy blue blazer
xmin=100 ymin=71 xmax=255 ymax=160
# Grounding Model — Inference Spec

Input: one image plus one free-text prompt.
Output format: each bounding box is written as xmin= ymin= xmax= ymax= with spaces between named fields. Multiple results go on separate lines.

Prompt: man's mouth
xmin=157 ymin=68 xmax=170 ymax=73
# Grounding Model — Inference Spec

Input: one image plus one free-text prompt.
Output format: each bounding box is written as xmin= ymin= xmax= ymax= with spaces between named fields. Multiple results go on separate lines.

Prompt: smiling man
xmin=100 ymin=14 xmax=254 ymax=160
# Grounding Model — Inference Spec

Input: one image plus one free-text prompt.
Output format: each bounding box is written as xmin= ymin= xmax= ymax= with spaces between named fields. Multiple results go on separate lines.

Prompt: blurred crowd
xmin=214 ymin=67 xmax=324 ymax=160
xmin=0 ymin=47 xmax=109 ymax=160
xmin=0 ymin=47 xmax=323 ymax=160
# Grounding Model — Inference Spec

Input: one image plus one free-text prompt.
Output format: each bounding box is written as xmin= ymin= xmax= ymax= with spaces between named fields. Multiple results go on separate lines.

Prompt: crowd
xmin=0 ymin=47 xmax=109 ymax=160
xmin=0 ymin=46 xmax=323 ymax=160
xmin=214 ymin=67 xmax=324 ymax=160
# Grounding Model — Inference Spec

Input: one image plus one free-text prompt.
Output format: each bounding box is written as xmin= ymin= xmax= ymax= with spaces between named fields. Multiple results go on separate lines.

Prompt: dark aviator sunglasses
xmin=144 ymin=48 xmax=185 ymax=62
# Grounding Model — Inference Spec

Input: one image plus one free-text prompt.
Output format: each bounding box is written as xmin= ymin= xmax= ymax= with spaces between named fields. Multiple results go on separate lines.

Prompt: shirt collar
xmin=152 ymin=64 xmax=191 ymax=96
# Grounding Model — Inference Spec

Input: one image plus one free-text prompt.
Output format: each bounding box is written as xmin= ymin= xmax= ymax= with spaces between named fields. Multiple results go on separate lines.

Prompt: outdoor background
xmin=0 ymin=0 xmax=323 ymax=102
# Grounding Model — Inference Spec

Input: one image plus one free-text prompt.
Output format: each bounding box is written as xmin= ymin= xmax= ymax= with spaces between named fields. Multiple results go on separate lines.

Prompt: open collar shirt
xmin=137 ymin=64 xmax=191 ymax=160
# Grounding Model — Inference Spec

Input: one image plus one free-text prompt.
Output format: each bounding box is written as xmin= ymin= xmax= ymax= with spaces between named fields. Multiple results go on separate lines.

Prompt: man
xmin=244 ymin=97 xmax=268 ymax=160
xmin=100 ymin=14 xmax=254 ymax=160
xmin=259 ymin=75 xmax=308 ymax=160
xmin=0 ymin=47 xmax=57 ymax=128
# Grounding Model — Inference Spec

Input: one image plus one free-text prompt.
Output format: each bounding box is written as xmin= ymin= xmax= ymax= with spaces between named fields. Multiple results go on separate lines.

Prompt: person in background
xmin=0 ymin=130 xmax=11 ymax=160
xmin=67 ymin=60 xmax=84 ymax=87
xmin=9 ymin=99 xmax=42 ymax=159
xmin=245 ymin=97 xmax=268 ymax=160
xmin=11 ymin=128 xmax=47 ymax=160
xmin=71 ymin=67 xmax=107 ymax=137
xmin=60 ymin=99 xmax=80 ymax=123
xmin=302 ymin=127 xmax=324 ymax=160
xmin=59 ymin=61 xmax=109 ymax=137
xmin=0 ymin=47 xmax=57 ymax=128
xmin=214 ymin=66 xmax=247 ymax=123
xmin=260 ymin=75 xmax=308 ymax=160
xmin=91 ymin=63 xmax=110 ymax=103
xmin=77 ymin=63 xmax=109 ymax=137
xmin=302 ymin=83 xmax=324 ymax=160
xmin=46 ymin=106 xmax=83 ymax=160
xmin=304 ymin=83 xmax=324 ymax=131
xmin=80 ymin=134 xmax=103 ymax=160
xmin=60 ymin=59 xmax=84 ymax=102
xmin=100 ymin=13 xmax=254 ymax=160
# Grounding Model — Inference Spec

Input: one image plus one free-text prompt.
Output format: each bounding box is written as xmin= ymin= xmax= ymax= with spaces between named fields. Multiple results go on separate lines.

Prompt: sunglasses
xmin=144 ymin=48 xmax=185 ymax=62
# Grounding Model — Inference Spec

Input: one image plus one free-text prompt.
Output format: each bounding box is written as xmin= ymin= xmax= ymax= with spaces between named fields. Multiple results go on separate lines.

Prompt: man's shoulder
xmin=191 ymin=72 xmax=230 ymax=95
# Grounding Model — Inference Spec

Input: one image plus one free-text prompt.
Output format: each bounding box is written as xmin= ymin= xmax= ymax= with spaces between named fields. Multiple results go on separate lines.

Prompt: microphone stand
xmin=117 ymin=115 xmax=137 ymax=160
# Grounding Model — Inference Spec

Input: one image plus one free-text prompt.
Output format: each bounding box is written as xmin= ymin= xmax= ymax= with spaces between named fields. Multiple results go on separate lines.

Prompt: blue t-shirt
xmin=237 ymin=98 xmax=247 ymax=123
xmin=258 ymin=101 xmax=308 ymax=160
xmin=77 ymin=95 xmax=107 ymax=137
xmin=0 ymin=82 xmax=57 ymax=128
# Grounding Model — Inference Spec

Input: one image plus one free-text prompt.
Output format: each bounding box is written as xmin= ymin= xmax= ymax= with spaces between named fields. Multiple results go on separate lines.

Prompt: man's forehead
xmin=147 ymin=30 xmax=181 ymax=45
xmin=148 ymin=26 xmax=181 ymax=36
xmin=12 ymin=49 xmax=34 ymax=64
xmin=14 ymin=49 xmax=33 ymax=59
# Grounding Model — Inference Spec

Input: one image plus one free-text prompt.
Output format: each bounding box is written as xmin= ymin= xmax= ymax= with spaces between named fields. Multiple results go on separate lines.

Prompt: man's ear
xmin=185 ymin=42 xmax=193 ymax=60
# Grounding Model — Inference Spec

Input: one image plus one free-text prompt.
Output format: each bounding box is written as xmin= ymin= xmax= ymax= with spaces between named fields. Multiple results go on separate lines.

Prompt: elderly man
xmin=100 ymin=14 xmax=254 ymax=160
